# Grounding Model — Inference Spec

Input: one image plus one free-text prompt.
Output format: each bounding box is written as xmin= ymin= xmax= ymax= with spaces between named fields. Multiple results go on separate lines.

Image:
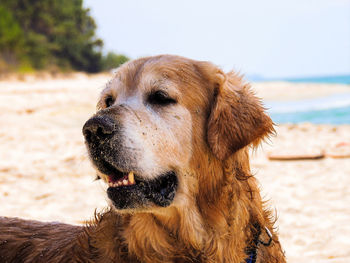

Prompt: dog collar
xmin=245 ymin=226 xmax=273 ymax=263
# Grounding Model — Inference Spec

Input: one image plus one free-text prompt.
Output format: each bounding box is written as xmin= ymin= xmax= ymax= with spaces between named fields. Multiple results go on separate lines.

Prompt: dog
xmin=0 ymin=55 xmax=285 ymax=262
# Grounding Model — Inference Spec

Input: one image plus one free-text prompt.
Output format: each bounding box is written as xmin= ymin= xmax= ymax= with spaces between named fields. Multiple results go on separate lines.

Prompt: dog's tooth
xmin=128 ymin=172 xmax=135 ymax=184
xmin=117 ymin=181 xmax=122 ymax=186
xmin=123 ymin=179 xmax=128 ymax=185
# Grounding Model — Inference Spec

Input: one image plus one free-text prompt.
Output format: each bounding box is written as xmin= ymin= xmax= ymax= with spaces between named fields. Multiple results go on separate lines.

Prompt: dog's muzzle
xmin=82 ymin=114 xmax=178 ymax=210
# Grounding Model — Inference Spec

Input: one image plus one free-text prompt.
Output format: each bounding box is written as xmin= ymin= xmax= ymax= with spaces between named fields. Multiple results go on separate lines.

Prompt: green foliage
xmin=0 ymin=0 xmax=128 ymax=73
xmin=101 ymin=52 xmax=129 ymax=71
xmin=0 ymin=6 xmax=23 ymax=50
xmin=0 ymin=5 xmax=24 ymax=68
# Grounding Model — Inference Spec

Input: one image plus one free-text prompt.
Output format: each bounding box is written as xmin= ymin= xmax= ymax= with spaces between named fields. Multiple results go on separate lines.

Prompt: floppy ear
xmin=207 ymin=71 xmax=274 ymax=160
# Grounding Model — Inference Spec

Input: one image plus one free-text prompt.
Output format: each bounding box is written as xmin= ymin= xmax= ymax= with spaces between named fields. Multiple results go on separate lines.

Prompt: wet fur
xmin=0 ymin=55 xmax=285 ymax=262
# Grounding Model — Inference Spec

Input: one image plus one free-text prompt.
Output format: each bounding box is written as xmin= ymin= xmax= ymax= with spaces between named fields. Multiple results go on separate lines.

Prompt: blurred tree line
xmin=0 ymin=0 xmax=128 ymax=73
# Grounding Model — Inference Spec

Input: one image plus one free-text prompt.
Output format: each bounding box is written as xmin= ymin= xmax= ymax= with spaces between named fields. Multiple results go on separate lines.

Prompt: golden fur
xmin=0 ymin=55 xmax=285 ymax=262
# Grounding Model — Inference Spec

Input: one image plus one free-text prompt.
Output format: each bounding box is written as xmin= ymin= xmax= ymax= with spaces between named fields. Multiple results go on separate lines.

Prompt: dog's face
xmin=83 ymin=55 xmax=273 ymax=211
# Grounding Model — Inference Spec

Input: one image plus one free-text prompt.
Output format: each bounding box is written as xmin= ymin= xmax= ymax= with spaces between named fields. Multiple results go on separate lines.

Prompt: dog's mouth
xmin=102 ymin=160 xmax=137 ymax=188
xmin=96 ymin=159 xmax=178 ymax=210
xmin=107 ymin=171 xmax=136 ymax=187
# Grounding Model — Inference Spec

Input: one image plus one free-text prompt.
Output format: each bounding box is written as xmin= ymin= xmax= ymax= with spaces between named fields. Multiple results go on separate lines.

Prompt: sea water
xmin=262 ymin=75 xmax=350 ymax=124
xmin=268 ymin=105 xmax=350 ymax=124
xmin=284 ymin=75 xmax=350 ymax=85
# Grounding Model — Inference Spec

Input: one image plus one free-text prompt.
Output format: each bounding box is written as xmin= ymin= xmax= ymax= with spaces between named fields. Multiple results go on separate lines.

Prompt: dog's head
xmin=83 ymin=55 xmax=273 ymax=212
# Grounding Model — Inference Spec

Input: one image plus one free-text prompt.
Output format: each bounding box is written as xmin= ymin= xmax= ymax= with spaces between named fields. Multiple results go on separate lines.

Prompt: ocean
xmin=284 ymin=75 xmax=350 ymax=85
xmin=261 ymin=75 xmax=350 ymax=124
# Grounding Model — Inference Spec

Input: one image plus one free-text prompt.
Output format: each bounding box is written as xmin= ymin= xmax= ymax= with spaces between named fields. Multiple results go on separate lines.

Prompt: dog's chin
xmin=106 ymin=171 xmax=178 ymax=210
xmin=88 ymin=151 xmax=178 ymax=210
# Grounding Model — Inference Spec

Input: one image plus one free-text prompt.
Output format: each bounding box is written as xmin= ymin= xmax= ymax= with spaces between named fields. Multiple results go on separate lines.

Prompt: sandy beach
xmin=0 ymin=74 xmax=349 ymax=262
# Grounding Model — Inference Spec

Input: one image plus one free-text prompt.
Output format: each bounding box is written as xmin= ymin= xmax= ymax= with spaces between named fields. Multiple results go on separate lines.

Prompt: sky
xmin=84 ymin=0 xmax=350 ymax=79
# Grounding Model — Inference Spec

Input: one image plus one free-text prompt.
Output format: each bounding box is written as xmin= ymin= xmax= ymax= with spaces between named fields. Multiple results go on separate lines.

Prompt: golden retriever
xmin=0 ymin=55 xmax=285 ymax=262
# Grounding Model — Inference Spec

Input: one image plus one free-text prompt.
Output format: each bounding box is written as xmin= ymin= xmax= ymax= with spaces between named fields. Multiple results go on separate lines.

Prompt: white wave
xmin=265 ymin=94 xmax=350 ymax=114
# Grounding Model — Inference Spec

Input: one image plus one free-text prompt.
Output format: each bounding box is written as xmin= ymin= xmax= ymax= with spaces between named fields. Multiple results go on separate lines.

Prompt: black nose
xmin=82 ymin=115 xmax=116 ymax=144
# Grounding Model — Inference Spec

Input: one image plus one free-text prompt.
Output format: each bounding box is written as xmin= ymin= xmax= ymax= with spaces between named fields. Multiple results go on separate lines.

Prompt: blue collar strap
xmin=245 ymin=250 xmax=257 ymax=263
xmin=245 ymin=226 xmax=273 ymax=263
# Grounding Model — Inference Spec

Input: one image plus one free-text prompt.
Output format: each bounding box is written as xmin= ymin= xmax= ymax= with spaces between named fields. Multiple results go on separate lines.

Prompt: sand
xmin=0 ymin=74 xmax=349 ymax=262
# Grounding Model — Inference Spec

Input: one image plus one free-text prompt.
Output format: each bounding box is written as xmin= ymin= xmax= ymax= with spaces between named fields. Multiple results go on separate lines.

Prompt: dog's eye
xmin=147 ymin=90 xmax=177 ymax=106
xmin=105 ymin=96 xmax=114 ymax=108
